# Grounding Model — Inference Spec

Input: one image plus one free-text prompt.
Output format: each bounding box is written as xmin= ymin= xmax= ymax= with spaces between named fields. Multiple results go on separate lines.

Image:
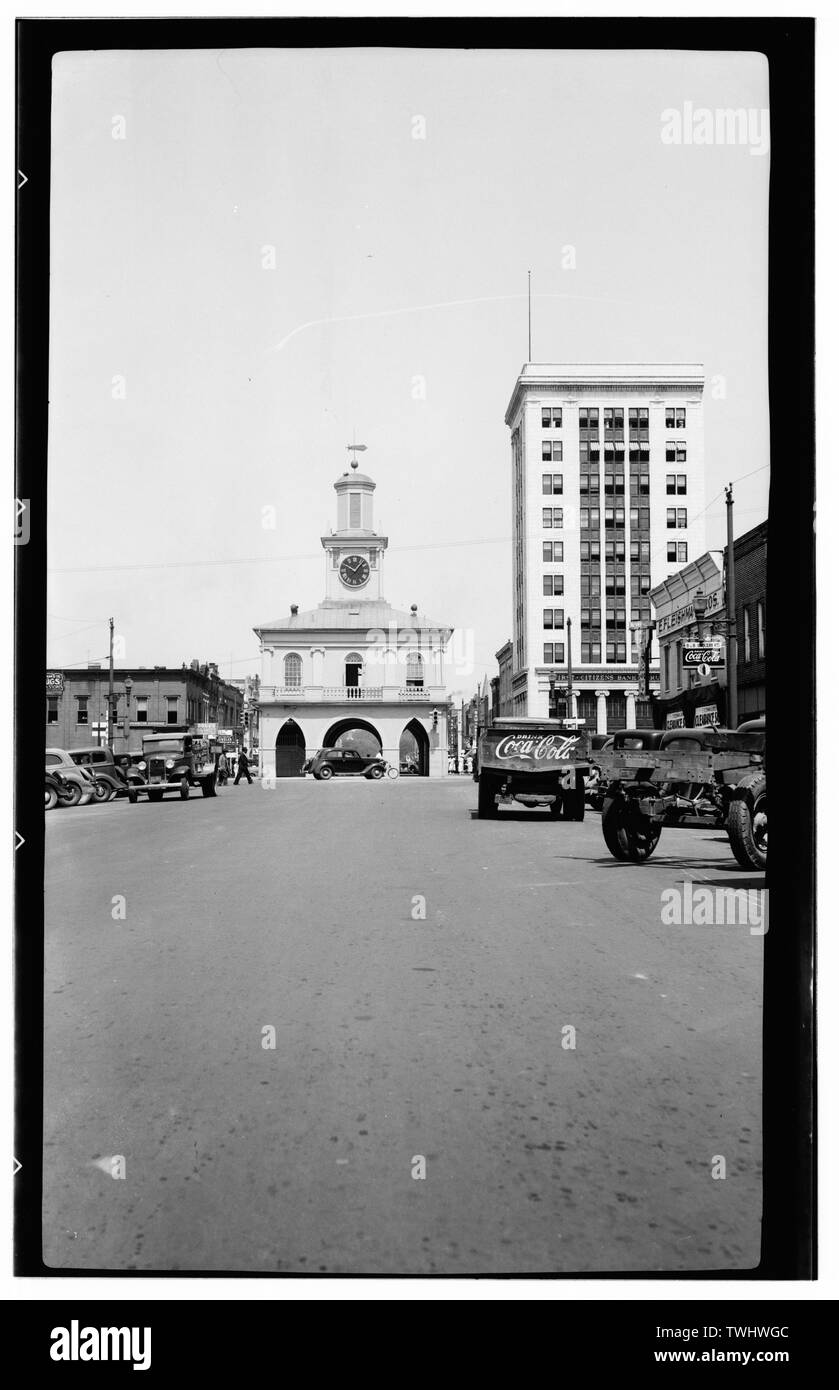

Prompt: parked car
xmin=307 ymin=748 xmax=388 ymax=780
xmin=45 ymin=770 xmax=76 ymax=810
xmin=68 ymin=745 xmax=130 ymax=803
xmin=44 ymin=749 xmax=96 ymax=806
xmin=127 ymin=733 xmax=219 ymax=803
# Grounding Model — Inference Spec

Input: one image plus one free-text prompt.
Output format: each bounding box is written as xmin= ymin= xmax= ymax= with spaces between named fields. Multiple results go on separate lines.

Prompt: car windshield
xmin=143 ymin=741 xmax=185 ymax=755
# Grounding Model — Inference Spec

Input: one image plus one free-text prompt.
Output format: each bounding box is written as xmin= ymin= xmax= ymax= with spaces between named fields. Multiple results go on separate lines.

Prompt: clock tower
xmin=321 ymin=455 xmax=388 ymax=601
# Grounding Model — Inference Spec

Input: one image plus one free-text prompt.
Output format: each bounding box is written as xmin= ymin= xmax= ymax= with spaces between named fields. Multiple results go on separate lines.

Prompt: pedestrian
xmin=217 ymin=752 xmax=229 ymax=786
xmin=234 ymin=749 xmax=253 ymax=785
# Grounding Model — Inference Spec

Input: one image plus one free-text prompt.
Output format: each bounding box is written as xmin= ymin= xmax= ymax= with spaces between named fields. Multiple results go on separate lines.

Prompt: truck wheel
xmin=128 ymin=790 xmax=138 ymax=805
xmin=477 ymin=775 xmax=499 ymax=818
xmin=561 ymin=782 xmax=586 ymax=821
xmin=92 ymin=779 xmax=111 ymax=804
xmin=180 ymin=778 xmax=190 ymax=800
xmin=548 ymin=796 xmax=563 ymax=818
xmin=62 ymin=782 xmax=82 ymax=807
xmin=602 ymin=797 xmax=629 ymax=859
xmin=727 ymin=774 xmax=767 ymax=870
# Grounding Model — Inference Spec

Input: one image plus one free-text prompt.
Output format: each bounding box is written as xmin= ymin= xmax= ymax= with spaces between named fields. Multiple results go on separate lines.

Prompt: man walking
xmin=234 ymin=749 xmax=253 ymax=785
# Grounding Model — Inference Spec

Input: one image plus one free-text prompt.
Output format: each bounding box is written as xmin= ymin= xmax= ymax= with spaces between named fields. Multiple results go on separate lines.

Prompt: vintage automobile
xmin=127 ymin=733 xmax=219 ymax=803
xmin=45 ymin=769 xmax=76 ymax=810
xmin=597 ymin=720 xmax=766 ymax=866
xmin=306 ymin=747 xmax=388 ymax=780
xmin=474 ymin=718 xmax=591 ymax=820
xmin=68 ymin=745 xmax=131 ymax=803
xmin=44 ymin=748 xmax=96 ymax=806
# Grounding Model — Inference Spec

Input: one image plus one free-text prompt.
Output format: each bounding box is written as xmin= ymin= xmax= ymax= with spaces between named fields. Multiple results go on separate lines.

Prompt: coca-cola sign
xmin=494 ymin=733 xmax=581 ymax=762
xmin=683 ymin=643 xmax=725 ymax=669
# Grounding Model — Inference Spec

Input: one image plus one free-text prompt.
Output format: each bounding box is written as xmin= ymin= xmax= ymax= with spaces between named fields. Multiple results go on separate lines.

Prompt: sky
xmin=47 ymin=46 xmax=770 ymax=695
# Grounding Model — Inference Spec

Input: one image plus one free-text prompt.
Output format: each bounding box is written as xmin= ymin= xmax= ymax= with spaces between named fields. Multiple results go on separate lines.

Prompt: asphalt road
xmin=42 ymin=776 xmax=764 ymax=1275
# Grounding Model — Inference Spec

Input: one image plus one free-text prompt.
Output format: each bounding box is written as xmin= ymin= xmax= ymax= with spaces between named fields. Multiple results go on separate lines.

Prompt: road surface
xmin=42 ymin=776 xmax=764 ymax=1274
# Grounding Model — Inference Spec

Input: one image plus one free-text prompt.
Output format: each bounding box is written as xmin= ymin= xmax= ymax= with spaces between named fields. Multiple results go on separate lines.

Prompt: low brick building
xmin=45 ymin=661 xmax=244 ymax=755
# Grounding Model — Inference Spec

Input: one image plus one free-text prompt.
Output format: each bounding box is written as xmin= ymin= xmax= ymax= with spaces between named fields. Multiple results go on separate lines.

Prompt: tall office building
xmin=504 ymin=364 xmax=706 ymax=732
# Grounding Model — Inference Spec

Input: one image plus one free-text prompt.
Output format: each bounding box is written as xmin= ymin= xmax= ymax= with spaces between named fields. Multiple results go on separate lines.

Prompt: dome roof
xmin=335 ymin=469 xmax=375 ymax=489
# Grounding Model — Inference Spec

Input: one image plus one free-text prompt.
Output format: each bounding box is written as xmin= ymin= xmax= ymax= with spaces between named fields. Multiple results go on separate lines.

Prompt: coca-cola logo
xmin=684 ymin=646 xmax=724 ymax=665
xmin=495 ymin=734 xmax=580 ymax=761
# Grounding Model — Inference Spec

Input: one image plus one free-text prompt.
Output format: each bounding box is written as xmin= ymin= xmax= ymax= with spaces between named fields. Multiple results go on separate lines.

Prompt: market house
xmin=254 ymin=455 xmax=453 ymax=778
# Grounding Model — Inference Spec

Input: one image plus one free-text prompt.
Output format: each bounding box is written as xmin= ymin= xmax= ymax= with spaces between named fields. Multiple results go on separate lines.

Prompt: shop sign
xmin=694 ymin=704 xmax=719 ymax=727
xmin=46 ymin=671 xmax=65 ymax=694
xmin=665 ymin=711 xmax=686 ymax=729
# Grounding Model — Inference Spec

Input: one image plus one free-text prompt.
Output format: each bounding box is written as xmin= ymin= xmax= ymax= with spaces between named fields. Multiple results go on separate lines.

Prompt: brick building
xmin=45 ymin=661 xmax=244 ymax=755
xmin=733 ymin=520 xmax=767 ymax=722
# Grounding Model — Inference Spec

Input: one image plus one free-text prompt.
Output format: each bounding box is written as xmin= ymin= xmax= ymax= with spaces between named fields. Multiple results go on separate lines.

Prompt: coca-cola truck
xmin=474 ymin=718 xmax=592 ymax=820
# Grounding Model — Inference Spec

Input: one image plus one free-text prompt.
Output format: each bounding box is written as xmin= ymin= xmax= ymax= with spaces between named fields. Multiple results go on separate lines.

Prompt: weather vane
xmin=347 ymin=430 xmax=367 ymax=471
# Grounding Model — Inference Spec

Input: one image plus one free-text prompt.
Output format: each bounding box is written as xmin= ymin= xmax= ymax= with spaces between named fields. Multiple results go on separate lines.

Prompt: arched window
xmin=284 ymin=653 xmax=302 ymax=689
xmin=406 ymin=652 xmax=424 ymax=688
xmin=345 ymin=653 xmax=364 ymax=692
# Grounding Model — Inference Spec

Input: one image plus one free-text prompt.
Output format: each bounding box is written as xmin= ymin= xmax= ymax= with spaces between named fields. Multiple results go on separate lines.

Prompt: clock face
xmin=339 ymin=554 xmax=371 ymax=589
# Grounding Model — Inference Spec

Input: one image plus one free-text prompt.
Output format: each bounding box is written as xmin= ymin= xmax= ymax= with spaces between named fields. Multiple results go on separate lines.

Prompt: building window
xmin=667 ymin=508 xmax=676 ymax=528
xmin=406 ymin=652 xmax=424 ymax=688
xmin=666 ymin=442 xmax=676 ymax=463
xmin=664 ymin=645 xmax=671 ymax=691
xmin=757 ymin=600 xmax=765 ymax=658
xmin=76 ymin=696 xmax=88 ymax=725
xmin=136 ymin=697 xmax=148 ymax=723
xmin=606 ymin=642 xmax=627 ymax=664
xmin=676 ymin=442 xmax=687 ymax=463
xmin=167 ymin=696 xmax=179 ymax=725
xmin=551 ymin=441 xmax=563 ymax=462
xmin=284 ymin=653 xmax=302 ymax=688
xmin=677 ymin=508 xmax=687 ymax=528
xmin=676 ymin=474 xmax=687 ymax=494
xmin=678 ymin=542 xmax=688 ymax=563
xmin=542 ymin=441 xmax=552 ymax=461
xmin=666 ymin=473 xmax=676 ymax=494
xmin=542 ymin=473 xmax=563 ymax=495
xmin=543 ymin=643 xmax=565 ymax=664
xmin=743 ymin=608 xmax=751 ymax=663
xmin=542 ymin=407 xmax=562 ymax=428
xmin=666 ymin=407 xmax=686 ymax=428
xmin=667 ymin=542 xmax=677 ymax=562
xmin=543 ymin=608 xmax=565 ymax=629
xmin=349 ymin=493 xmax=361 ymax=527
xmin=542 ymin=574 xmax=564 ymax=596
xmin=47 ymin=697 xmax=59 ymax=724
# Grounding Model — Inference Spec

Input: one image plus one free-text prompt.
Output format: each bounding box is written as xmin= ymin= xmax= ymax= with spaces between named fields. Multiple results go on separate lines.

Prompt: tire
xmin=602 ymin=796 xmax=630 ymax=859
xmin=387 ymin=765 xmax=399 ymax=779
xmin=180 ymin=778 xmax=190 ymax=800
xmin=477 ymin=775 xmax=499 ymax=819
xmin=727 ymin=774 xmax=767 ymax=870
xmin=128 ymin=790 xmax=138 ymax=804
xmin=317 ymin=765 xmax=334 ymax=781
xmin=562 ymin=779 xmax=587 ymax=822
xmin=548 ymin=796 xmax=563 ymax=818
xmin=45 ymin=785 xmax=58 ymax=810
xmin=62 ymin=782 xmax=82 ymax=807
xmin=368 ymin=765 xmax=384 ymax=780
xmin=93 ymin=779 xmax=111 ymax=804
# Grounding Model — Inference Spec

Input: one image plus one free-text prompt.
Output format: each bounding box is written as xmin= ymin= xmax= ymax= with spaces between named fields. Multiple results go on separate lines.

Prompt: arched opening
xmin=344 ymin=652 xmax=363 ymax=692
xmin=275 ymin=718 xmax=306 ymax=777
xmin=323 ymin=717 xmax=382 ymax=758
xmin=401 ymin=718 xmax=429 ymax=776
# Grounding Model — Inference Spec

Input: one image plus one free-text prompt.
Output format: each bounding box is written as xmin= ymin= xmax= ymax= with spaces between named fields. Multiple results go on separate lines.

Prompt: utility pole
xmin=725 ymin=484 xmax=738 ymax=728
xmin=108 ymin=617 xmax=115 ymax=750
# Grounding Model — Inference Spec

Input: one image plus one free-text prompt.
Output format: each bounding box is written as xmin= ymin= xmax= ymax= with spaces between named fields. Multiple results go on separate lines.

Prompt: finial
xmin=346 ymin=437 xmax=368 ymax=470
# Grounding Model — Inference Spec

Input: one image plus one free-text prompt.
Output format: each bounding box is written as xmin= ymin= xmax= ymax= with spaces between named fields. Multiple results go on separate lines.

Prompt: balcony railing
xmin=322 ymin=686 xmax=383 ymax=700
xmin=258 ymin=684 xmax=441 ymax=704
